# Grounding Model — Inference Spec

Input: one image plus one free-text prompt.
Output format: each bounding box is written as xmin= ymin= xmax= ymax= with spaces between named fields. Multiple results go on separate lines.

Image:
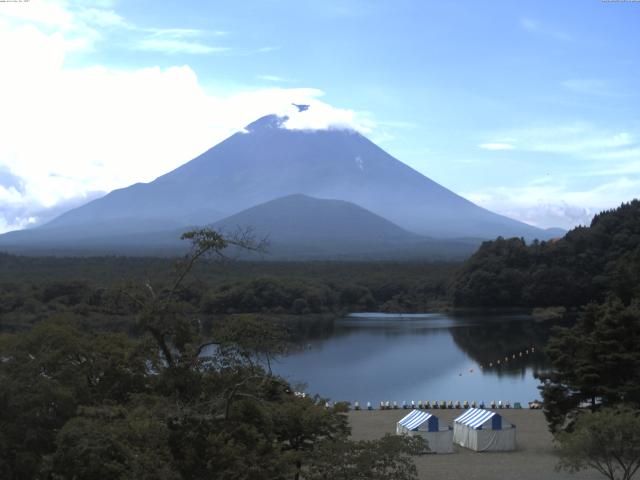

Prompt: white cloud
xmin=0 ymin=0 xmax=110 ymax=52
xmin=135 ymin=27 xmax=230 ymax=54
xmin=479 ymin=123 xmax=640 ymax=174
xmin=255 ymin=46 xmax=280 ymax=53
xmin=478 ymin=142 xmax=515 ymax=151
xmin=257 ymin=74 xmax=294 ymax=83
xmin=135 ymin=38 xmax=229 ymax=54
xmin=589 ymin=160 xmax=640 ymax=177
xmin=503 ymin=123 xmax=634 ymax=154
xmin=0 ymin=190 xmax=105 ymax=233
xmin=520 ymin=17 xmax=572 ymax=41
xmin=280 ymin=102 xmax=373 ymax=133
xmin=0 ymin=0 xmax=75 ymax=30
xmin=562 ymin=78 xmax=612 ymax=96
xmin=1 ymin=1 xmax=229 ymax=55
xmin=590 ymin=147 xmax=640 ymax=161
xmin=0 ymin=7 xmax=372 ymax=233
xmin=466 ymin=177 xmax=640 ymax=230
xmin=77 ymin=7 xmax=130 ymax=29
xmin=472 ymin=122 xmax=640 ymax=228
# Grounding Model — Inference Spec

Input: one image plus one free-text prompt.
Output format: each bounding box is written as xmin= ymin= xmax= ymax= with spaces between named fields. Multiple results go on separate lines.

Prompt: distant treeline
xmin=6 ymin=200 xmax=639 ymax=325
xmin=449 ymin=200 xmax=640 ymax=308
xmin=0 ymin=258 xmax=456 ymax=332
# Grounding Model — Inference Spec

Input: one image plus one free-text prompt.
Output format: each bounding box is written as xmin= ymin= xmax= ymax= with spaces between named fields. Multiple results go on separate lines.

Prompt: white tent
xmin=396 ymin=410 xmax=453 ymax=454
xmin=453 ymin=408 xmax=516 ymax=452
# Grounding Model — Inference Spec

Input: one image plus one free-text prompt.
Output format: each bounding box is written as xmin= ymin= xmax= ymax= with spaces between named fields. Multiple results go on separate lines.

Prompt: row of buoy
xmin=479 ymin=346 xmax=536 ymax=369
xmin=346 ymin=400 xmax=520 ymax=410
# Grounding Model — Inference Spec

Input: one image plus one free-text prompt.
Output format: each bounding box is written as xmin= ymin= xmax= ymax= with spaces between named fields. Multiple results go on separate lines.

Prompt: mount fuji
xmin=0 ymin=109 xmax=559 ymax=257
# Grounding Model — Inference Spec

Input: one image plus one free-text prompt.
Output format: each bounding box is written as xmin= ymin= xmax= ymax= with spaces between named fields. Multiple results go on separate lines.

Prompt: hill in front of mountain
xmin=0 ymin=194 xmax=480 ymax=259
xmin=209 ymin=194 xmax=480 ymax=259
xmin=214 ymin=193 xmax=417 ymax=244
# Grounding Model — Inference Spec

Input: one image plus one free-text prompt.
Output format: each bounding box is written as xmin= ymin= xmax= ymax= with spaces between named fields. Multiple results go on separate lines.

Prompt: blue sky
xmin=0 ymin=0 xmax=639 ymax=232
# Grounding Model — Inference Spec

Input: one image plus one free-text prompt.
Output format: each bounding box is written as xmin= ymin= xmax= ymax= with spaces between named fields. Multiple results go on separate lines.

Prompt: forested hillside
xmin=450 ymin=200 xmax=640 ymax=308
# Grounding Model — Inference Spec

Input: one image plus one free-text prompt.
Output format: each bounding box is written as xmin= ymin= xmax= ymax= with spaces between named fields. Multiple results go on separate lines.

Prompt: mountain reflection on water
xmin=273 ymin=312 xmax=554 ymax=405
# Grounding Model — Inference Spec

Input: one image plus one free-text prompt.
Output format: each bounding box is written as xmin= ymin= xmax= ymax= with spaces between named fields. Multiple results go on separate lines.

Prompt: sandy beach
xmin=348 ymin=409 xmax=602 ymax=480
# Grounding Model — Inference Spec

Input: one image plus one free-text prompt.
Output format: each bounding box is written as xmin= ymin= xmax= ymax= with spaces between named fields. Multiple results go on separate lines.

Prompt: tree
xmin=269 ymin=395 xmax=350 ymax=480
xmin=210 ymin=313 xmax=291 ymax=374
xmin=538 ymin=298 xmax=640 ymax=433
xmin=556 ymin=406 xmax=640 ymax=480
xmin=46 ymin=403 xmax=180 ymax=480
xmin=450 ymin=200 xmax=640 ymax=309
xmin=124 ymin=227 xmax=267 ymax=370
xmin=306 ymin=434 xmax=427 ymax=480
xmin=120 ymin=228 xmax=361 ymax=479
xmin=0 ymin=228 xmax=428 ymax=479
xmin=0 ymin=318 xmax=149 ymax=480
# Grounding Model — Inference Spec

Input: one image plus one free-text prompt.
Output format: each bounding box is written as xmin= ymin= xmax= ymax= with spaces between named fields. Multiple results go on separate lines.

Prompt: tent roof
xmin=398 ymin=410 xmax=434 ymax=430
xmin=454 ymin=408 xmax=498 ymax=430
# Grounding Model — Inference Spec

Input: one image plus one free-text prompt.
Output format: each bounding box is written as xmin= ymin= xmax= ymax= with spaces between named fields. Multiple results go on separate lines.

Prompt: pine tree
xmin=539 ymin=298 xmax=640 ymax=433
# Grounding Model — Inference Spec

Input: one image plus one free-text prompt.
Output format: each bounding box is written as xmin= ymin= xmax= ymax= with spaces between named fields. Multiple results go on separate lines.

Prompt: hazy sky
xmin=1 ymin=0 xmax=639 ymax=232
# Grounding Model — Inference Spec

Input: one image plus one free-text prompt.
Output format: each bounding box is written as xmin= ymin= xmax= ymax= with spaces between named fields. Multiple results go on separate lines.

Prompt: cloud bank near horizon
xmin=472 ymin=121 xmax=640 ymax=229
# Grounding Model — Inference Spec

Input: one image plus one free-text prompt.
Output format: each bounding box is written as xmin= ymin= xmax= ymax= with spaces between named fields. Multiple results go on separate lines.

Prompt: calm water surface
xmin=273 ymin=313 xmax=551 ymax=405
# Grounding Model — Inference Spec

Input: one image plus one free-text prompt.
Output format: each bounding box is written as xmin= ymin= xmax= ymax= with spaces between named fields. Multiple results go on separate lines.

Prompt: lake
xmin=273 ymin=313 xmax=552 ymax=406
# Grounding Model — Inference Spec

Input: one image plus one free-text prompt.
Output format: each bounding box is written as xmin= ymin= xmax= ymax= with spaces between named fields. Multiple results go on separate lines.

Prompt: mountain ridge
xmin=0 ymin=110 xmax=564 ymax=256
xmin=0 ymin=194 xmax=481 ymax=259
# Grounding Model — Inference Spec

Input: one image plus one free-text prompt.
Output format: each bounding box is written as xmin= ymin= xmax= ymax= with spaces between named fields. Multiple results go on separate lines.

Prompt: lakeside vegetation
xmin=448 ymin=202 xmax=640 ymax=479
xmin=2 ymin=201 xmax=640 ymax=479
xmin=0 ymin=256 xmax=455 ymax=334
xmin=0 ymin=230 xmax=428 ymax=480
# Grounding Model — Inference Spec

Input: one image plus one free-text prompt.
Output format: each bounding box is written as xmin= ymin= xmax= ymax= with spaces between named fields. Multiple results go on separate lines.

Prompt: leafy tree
xmin=0 ymin=228 xmax=429 ymax=479
xmin=269 ymin=395 xmax=350 ymax=480
xmin=46 ymin=403 xmax=180 ymax=480
xmin=539 ymin=298 xmax=640 ymax=433
xmin=124 ymin=227 xmax=267 ymax=369
xmin=211 ymin=313 xmax=291 ymax=373
xmin=201 ymin=277 xmax=339 ymax=315
xmin=0 ymin=319 xmax=149 ymax=479
xmin=556 ymin=406 xmax=640 ymax=480
xmin=306 ymin=434 xmax=427 ymax=480
xmin=449 ymin=237 xmax=531 ymax=307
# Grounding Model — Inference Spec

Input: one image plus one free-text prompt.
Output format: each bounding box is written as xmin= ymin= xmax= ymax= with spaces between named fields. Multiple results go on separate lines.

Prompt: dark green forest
xmin=0 ymin=256 xmax=455 ymax=334
xmin=449 ymin=201 xmax=640 ymax=474
xmin=446 ymin=201 xmax=640 ymax=453
xmin=0 ymin=229 xmax=428 ymax=480
xmin=449 ymin=200 xmax=640 ymax=308
xmin=2 ymin=202 xmax=640 ymax=478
